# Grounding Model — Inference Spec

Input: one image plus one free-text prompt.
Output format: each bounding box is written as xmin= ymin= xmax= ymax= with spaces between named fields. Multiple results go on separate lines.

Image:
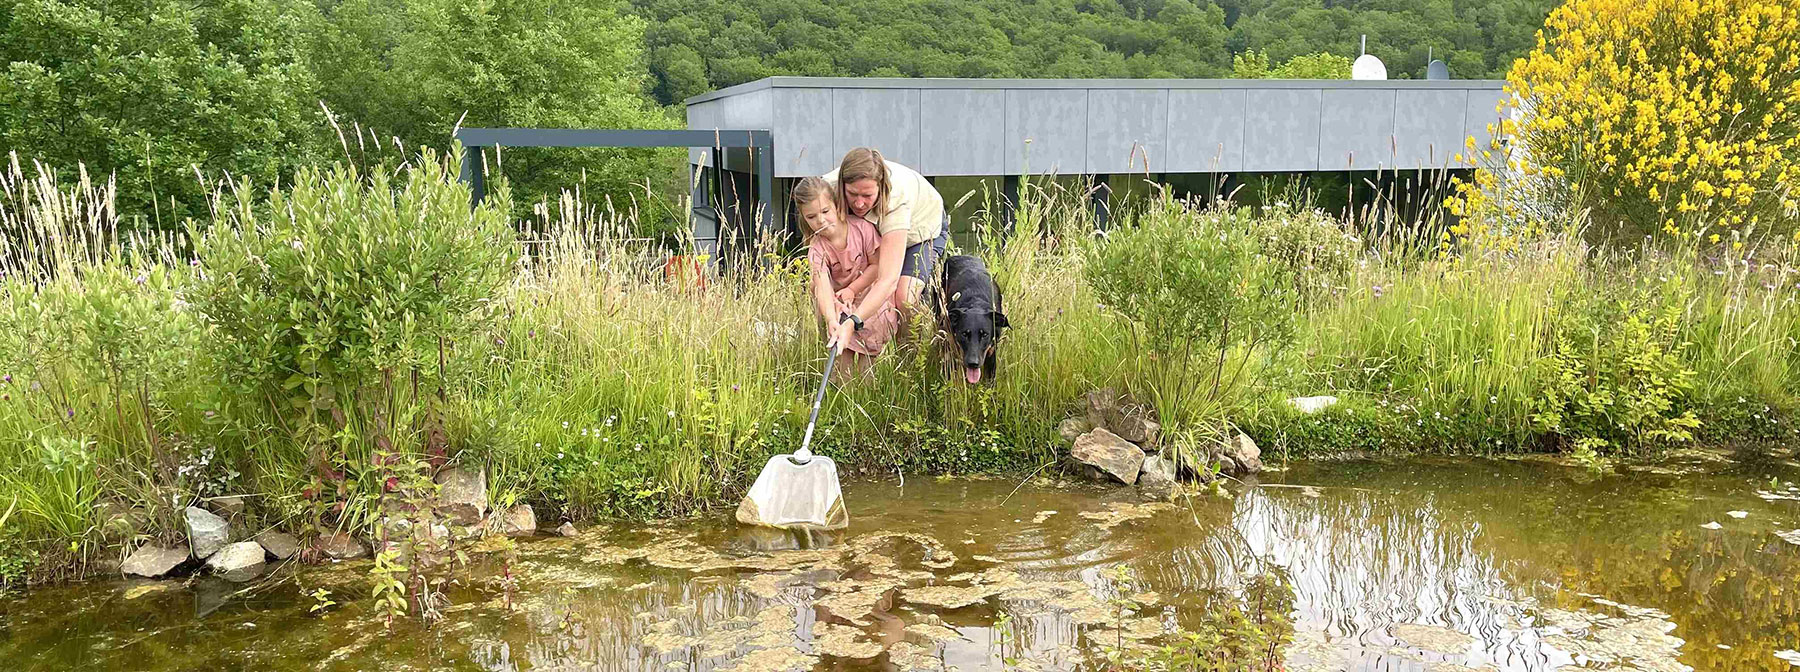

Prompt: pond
xmin=4 ymin=452 xmax=1798 ymax=671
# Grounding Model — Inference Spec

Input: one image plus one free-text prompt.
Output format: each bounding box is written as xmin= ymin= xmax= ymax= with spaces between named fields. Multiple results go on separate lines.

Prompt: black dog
xmin=935 ymin=255 xmax=1009 ymax=384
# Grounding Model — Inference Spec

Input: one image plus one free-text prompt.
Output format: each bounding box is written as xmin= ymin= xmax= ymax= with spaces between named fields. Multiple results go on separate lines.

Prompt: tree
xmin=0 ymin=0 xmax=328 ymax=229
xmin=310 ymin=0 xmax=680 ymax=222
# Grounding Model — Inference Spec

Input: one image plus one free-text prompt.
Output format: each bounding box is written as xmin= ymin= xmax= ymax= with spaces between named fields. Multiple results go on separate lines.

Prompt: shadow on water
xmin=3 ymin=454 xmax=1798 ymax=671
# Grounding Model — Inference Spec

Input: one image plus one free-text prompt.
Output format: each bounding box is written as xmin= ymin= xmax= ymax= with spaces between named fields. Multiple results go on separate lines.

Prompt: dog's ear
xmin=992 ymin=310 xmax=1010 ymax=330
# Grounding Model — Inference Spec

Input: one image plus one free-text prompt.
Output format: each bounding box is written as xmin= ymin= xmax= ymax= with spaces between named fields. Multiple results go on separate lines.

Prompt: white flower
xmin=667 ymin=410 xmax=676 ymax=418
xmin=563 ymin=421 xmax=570 ymax=428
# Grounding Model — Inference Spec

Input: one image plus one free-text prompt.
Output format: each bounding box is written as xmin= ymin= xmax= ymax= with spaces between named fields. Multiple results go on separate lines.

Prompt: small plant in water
xmin=308 ymin=587 xmax=337 ymax=614
xmin=370 ymin=549 xmax=409 ymax=629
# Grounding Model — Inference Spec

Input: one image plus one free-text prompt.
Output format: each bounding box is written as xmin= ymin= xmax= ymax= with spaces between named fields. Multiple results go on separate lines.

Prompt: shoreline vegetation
xmin=0 ymin=144 xmax=1794 ymax=590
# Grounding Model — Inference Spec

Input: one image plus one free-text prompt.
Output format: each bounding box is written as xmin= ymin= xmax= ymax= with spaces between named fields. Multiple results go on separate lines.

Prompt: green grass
xmin=0 ymin=154 xmax=1795 ymax=586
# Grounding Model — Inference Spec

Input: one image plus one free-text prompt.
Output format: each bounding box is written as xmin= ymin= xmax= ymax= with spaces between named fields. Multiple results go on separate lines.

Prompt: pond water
xmin=4 ymin=453 xmax=1799 ymax=671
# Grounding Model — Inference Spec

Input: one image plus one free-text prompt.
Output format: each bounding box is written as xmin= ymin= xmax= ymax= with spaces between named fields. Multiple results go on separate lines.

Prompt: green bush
xmin=190 ymin=150 xmax=515 ymax=530
xmin=1531 ymin=280 xmax=1701 ymax=456
xmin=1250 ymin=205 xmax=1360 ymax=304
xmin=1083 ymin=199 xmax=1298 ymax=425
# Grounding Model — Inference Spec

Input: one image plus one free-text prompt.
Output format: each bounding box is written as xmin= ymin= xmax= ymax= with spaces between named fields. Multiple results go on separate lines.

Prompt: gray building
xmin=686 ymin=77 xmax=1507 ymax=252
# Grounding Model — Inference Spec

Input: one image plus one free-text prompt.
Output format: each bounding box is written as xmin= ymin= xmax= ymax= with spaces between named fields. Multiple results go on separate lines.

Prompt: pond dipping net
xmin=736 ymin=454 xmax=849 ymax=530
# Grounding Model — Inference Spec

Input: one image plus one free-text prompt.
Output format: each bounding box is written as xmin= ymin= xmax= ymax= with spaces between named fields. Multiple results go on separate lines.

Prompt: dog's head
xmin=947 ymin=306 xmax=1008 ymax=384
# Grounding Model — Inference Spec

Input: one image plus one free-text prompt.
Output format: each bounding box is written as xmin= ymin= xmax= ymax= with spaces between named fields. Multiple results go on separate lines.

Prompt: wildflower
xmin=667 ymin=410 xmax=676 ymax=418
xmin=2 ymin=374 xmax=9 ymax=384
xmin=731 ymin=384 xmax=741 ymax=392
xmin=1490 ymin=396 xmax=1498 ymax=404
xmin=563 ymin=421 xmax=570 ymax=429
xmin=290 ymin=239 xmax=303 ymax=251
xmin=204 ymin=410 xmax=215 ymax=418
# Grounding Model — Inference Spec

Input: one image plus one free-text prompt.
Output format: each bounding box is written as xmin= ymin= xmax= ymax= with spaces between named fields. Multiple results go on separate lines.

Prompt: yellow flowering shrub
xmin=1451 ymin=0 xmax=1800 ymax=244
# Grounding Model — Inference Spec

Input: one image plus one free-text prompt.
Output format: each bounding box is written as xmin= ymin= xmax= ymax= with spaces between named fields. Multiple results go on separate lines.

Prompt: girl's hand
xmin=827 ymin=317 xmax=855 ymax=350
xmin=834 ymin=287 xmax=856 ymax=307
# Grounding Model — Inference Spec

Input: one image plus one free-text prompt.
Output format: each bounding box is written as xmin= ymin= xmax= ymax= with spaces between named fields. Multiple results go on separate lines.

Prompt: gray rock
xmin=1286 ymin=395 xmax=1339 ymax=414
xmin=1083 ymin=388 xmax=1123 ymax=431
xmin=209 ymin=495 xmax=248 ymax=518
xmin=435 ymin=467 xmax=488 ymax=525
xmin=501 ymin=504 xmax=538 ymax=536
xmin=121 ymin=544 xmax=188 ymax=578
xmin=1137 ymin=455 xmax=1177 ymax=502
xmin=1225 ymin=433 xmax=1263 ymax=474
xmin=254 ymin=530 xmax=301 ymax=560
xmin=205 ymin=541 xmax=267 ymax=582
xmin=96 ymin=501 xmax=145 ymax=541
xmin=554 ymin=521 xmax=577 ymax=537
xmin=184 ymin=506 xmax=230 ymax=559
xmin=319 ymin=532 xmax=367 ymax=560
xmin=1057 ymin=417 xmax=1093 ymax=443
xmin=1082 ymin=387 xmax=1160 ymax=447
xmin=1070 ymin=429 xmax=1146 ymax=485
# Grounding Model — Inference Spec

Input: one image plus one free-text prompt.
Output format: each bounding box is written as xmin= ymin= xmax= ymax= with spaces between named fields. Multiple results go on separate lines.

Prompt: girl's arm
xmin=810 ymin=257 xmax=841 ymax=336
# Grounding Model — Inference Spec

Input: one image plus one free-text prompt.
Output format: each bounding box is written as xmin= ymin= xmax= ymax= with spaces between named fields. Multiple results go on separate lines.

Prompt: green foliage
xmin=310 ymin=0 xmax=685 ymax=231
xmin=1248 ymin=204 xmax=1360 ymax=303
xmin=1113 ymin=567 xmax=1296 ymax=672
xmin=0 ymin=0 xmax=327 ymax=228
xmin=1531 ymin=280 xmax=1702 ymax=456
xmin=1083 ymin=198 xmax=1298 ymax=423
xmin=190 ymin=150 xmax=514 ymax=531
xmin=1231 ymin=49 xmax=1351 ymax=79
xmin=633 ymin=0 xmax=1555 ymax=105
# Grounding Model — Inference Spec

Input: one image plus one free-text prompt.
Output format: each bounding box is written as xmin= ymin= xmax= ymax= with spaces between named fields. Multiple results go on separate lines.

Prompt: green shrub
xmin=1249 ymin=205 xmax=1360 ymax=304
xmin=190 ymin=150 xmax=515 ymax=530
xmin=1531 ymin=280 xmax=1701 ymax=455
xmin=1083 ymin=199 xmax=1298 ymax=425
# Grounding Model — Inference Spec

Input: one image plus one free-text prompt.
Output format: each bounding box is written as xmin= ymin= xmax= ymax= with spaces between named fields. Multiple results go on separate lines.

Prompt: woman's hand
xmin=827 ymin=316 xmax=856 ymax=350
xmin=834 ymin=287 xmax=857 ymax=307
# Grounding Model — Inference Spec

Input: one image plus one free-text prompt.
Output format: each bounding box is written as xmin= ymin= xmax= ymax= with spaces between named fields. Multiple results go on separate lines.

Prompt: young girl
xmin=794 ymin=176 xmax=898 ymax=377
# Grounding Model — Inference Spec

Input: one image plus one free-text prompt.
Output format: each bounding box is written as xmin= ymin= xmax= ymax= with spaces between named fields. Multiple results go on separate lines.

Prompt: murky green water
xmin=4 ymin=452 xmax=1799 ymax=671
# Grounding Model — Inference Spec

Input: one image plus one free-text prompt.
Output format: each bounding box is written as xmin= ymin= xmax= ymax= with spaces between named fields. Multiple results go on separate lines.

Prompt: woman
xmin=822 ymin=147 xmax=948 ymax=352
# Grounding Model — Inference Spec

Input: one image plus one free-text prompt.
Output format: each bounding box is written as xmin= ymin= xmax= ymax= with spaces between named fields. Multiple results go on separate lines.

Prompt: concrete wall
xmin=687 ymin=78 xmax=1509 ymax=178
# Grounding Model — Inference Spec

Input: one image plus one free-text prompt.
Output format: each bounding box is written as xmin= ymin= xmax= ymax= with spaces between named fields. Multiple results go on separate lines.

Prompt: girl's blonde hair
xmin=791 ymin=176 xmax=840 ymax=237
xmin=836 ymin=147 xmax=889 ymax=222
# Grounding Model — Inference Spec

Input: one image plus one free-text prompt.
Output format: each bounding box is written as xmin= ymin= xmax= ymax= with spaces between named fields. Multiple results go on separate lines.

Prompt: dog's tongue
xmin=965 ymin=366 xmax=982 ymax=384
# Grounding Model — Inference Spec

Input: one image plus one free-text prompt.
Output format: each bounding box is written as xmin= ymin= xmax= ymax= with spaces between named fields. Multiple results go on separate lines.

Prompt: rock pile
xmin=1060 ymin=388 xmax=1264 ymax=501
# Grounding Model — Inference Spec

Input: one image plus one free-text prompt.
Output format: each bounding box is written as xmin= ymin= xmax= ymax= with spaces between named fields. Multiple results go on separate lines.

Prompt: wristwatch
xmin=839 ymin=311 xmax=864 ymax=332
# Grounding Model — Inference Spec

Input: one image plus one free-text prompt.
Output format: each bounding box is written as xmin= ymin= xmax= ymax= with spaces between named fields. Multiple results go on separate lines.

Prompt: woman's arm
xmin=850 ymin=230 xmax=906 ymax=321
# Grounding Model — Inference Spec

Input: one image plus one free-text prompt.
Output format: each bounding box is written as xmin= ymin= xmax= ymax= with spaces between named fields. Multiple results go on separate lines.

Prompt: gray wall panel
xmin=1464 ymin=89 xmax=1510 ymax=160
xmin=1005 ymin=89 xmax=1088 ymax=174
xmin=1319 ymin=88 xmax=1397 ymax=170
xmin=920 ymin=89 xmax=1006 ymax=176
xmin=1394 ymin=89 xmax=1467 ymax=168
xmin=832 ymin=88 xmax=922 ymax=171
xmin=1086 ymin=89 xmax=1167 ymax=173
xmin=1243 ymin=89 xmax=1321 ymax=172
xmin=772 ymin=88 xmax=835 ymax=177
xmin=1166 ymin=89 xmax=1247 ymax=172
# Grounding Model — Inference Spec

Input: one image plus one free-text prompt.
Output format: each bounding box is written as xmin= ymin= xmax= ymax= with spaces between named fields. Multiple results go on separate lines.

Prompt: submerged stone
xmin=1071 ymin=429 xmax=1146 ymax=484
xmin=205 ymin=541 xmax=267 ymax=582
xmin=319 ymin=532 xmax=367 ymax=560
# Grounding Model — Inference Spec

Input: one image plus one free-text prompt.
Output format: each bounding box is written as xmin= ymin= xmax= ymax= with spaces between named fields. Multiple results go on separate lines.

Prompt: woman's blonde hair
xmin=791 ymin=176 xmax=840 ymax=237
xmin=836 ymin=147 xmax=889 ymax=222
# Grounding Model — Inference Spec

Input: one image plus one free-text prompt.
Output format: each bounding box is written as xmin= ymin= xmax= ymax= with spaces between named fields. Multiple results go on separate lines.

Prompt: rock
xmin=1286 ymin=395 xmax=1339 ymax=414
xmin=1057 ymin=417 xmax=1093 ymax=443
xmin=1224 ymin=433 xmax=1263 ymax=474
xmin=209 ymin=495 xmax=248 ymax=518
xmin=96 ymin=501 xmax=145 ymax=541
xmin=554 ymin=521 xmax=577 ymax=537
xmin=254 ymin=530 xmax=301 ymax=560
xmin=121 ymin=544 xmax=188 ymax=578
xmin=435 ymin=467 xmax=488 ymax=525
xmin=318 ymin=532 xmax=367 ymax=560
xmin=1070 ymin=429 xmax=1146 ymax=485
xmin=1083 ymin=387 xmax=1160 ymax=447
xmin=501 ymin=504 xmax=538 ymax=536
xmin=1137 ymin=455 xmax=1176 ymax=502
xmin=184 ymin=506 xmax=230 ymax=559
xmin=205 ymin=542 xmax=267 ymax=582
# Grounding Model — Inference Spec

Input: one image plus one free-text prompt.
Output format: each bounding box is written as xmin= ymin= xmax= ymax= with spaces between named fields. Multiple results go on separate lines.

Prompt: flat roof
xmin=685 ymin=76 xmax=1505 ymax=105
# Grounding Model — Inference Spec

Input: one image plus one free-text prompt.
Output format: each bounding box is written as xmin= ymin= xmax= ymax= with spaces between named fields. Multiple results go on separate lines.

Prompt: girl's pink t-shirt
xmin=807 ymin=215 xmax=899 ymax=356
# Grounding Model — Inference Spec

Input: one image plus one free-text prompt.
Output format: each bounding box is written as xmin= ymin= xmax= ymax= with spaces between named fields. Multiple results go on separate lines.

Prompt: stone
xmin=1057 ymin=417 xmax=1092 ymax=443
xmin=97 ymin=502 xmax=146 ymax=541
xmin=435 ymin=467 xmax=488 ymax=525
xmin=121 ymin=544 xmax=188 ymax=578
xmin=1286 ymin=395 xmax=1339 ymax=414
xmin=1225 ymin=433 xmax=1263 ymax=474
xmin=209 ymin=495 xmax=248 ymax=518
xmin=205 ymin=542 xmax=267 ymax=582
xmin=184 ymin=506 xmax=230 ymax=559
xmin=501 ymin=504 xmax=538 ymax=536
xmin=318 ymin=532 xmax=367 ymax=560
xmin=1137 ymin=455 xmax=1176 ymax=502
xmin=554 ymin=521 xmax=577 ymax=537
xmin=255 ymin=530 xmax=301 ymax=560
xmin=1083 ymin=387 xmax=1160 ymax=447
xmin=1070 ymin=429 xmax=1146 ymax=485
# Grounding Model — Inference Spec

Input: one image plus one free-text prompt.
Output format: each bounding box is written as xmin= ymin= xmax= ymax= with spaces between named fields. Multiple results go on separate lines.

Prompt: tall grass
xmin=0 ymin=152 xmax=1795 ymax=586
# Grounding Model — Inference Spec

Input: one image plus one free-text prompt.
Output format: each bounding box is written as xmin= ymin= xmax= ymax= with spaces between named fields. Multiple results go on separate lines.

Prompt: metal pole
xmin=460 ymin=146 xmax=487 ymax=209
